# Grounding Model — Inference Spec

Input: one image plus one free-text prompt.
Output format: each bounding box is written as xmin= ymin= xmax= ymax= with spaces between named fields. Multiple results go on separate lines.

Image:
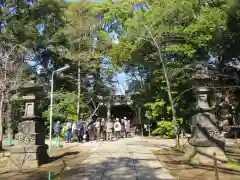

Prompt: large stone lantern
xmin=10 ymin=76 xmax=48 ymax=169
xmin=185 ymin=64 xmax=228 ymax=164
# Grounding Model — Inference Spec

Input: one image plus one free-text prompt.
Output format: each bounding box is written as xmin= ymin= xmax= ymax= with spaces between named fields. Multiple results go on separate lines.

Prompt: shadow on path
xmin=0 ymin=156 xmax=174 ymax=180
xmin=48 ymin=151 xmax=79 ymax=163
xmin=63 ymin=156 xmax=173 ymax=180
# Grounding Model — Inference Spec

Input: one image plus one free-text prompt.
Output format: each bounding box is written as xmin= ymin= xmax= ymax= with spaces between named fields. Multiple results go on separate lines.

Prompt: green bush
xmin=60 ymin=123 xmax=66 ymax=137
xmin=151 ymin=118 xmax=183 ymax=138
xmin=151 ymin=121 xmax=175 ymax=138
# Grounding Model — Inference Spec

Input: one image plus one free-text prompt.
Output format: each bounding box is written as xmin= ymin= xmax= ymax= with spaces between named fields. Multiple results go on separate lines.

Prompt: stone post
xmin=9 ymin=77 xmax=48 ymax=169
xmin=184 ymin=64 xmax=228 ymax=164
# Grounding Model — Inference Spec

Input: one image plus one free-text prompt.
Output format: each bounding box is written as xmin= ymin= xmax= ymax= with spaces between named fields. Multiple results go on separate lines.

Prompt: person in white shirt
xmin=125 ymin=120 xmax=131 ymax=138
xmin=105 ymin=119 xmax=113 ymax=141
xmin=72 ymin=122 xmax=77 ymax=138
xmin=94 ymin=117 xmax=101 ymax=142
xmin=114 ymin=118 xmax=121 ymax=140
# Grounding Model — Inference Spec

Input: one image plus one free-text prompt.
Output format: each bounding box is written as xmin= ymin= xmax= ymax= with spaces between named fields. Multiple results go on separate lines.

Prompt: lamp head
xmin=56 ymin=65 xmax=70 ymax=73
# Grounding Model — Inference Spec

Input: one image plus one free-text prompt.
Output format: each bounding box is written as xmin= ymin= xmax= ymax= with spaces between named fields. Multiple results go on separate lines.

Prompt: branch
xmin=173 ymin=87 xmax=195 ymax=103
xmin=88 ymin=103 xmax=100 ymax=119
xmin=0 ymin=7 xmax=17 ymax=21
xmin=173 ymin=85 xmax=240 ymax=104
xmin=141 ymin=21 xmax=179 ymax=140
xmin=91 ymin=98 xmax=97 ymax=109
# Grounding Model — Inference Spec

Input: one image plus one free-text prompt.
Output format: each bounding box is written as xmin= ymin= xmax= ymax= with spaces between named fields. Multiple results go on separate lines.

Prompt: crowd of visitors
xmin=54 ymin=116 xmax=131 ymax=143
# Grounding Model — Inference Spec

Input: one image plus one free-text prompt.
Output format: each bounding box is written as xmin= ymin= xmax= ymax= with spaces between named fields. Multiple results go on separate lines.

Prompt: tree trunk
xmin=7 ymin=102 xmax=12 ymax=145
xmin=138 ymin=106 xmax=143 ymax=137
xmin=77 ymin=61 xmax=81 ymax=120
xmin=107 ymin=97 xmax=111 ymax=120
xmin=89 ymin=103 xmax=100 ymax=120
xmin=148 ymin=119 xmax=151 ymax=137
xmin=0 ymin=92 xmax=5 ymax=150
xmin=232 ymin=108 xmax=238 ymax=143
xmin=153 ymin=35 xmax=179 ymax=148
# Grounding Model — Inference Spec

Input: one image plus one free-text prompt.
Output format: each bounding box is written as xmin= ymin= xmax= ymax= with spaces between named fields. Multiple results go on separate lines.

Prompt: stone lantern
xmin=184 ymin=64 xmax=228 ymax=164
xmin=10 ymin=76 xmax=48 ymax=169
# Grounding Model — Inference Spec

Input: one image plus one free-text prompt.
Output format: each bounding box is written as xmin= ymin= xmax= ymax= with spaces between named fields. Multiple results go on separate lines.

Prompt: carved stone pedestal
xmin=184 ymin=115 xmax=228 ymax=165
xmin=9 ymin=118 xmax=49 ymax=169
xmin=184 ymin=144 xmax=228 ymax=165
xmin=8 ymin=145 xmax=48 ymax=170
xmin=15 ymin=120 xmax=45 ymax=145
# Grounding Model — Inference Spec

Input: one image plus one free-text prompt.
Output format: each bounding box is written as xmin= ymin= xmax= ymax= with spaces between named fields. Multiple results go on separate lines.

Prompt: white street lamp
xmin=48 ymin=65 xmax=70 ymax=156
xmin=55 ymin=65 xmax=70 ymax=74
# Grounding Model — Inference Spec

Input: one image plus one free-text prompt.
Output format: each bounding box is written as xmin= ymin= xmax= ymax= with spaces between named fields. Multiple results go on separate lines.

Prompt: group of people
xmin=88 ymin=116 xmax=131 ymax=142
xmin=54 ymin=116 xmax=131 ymax=143
xmin=55 ymin=119 xmax=85 ymax=143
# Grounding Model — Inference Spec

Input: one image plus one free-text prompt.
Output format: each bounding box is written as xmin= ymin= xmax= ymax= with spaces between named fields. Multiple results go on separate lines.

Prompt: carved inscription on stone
xmin=24 ymin=102 xmax=34 ymax=116
xmin=206 ymin=127 xmax=221 ymax=137
xmin=15 ymin=133 xmax=35 ymax=144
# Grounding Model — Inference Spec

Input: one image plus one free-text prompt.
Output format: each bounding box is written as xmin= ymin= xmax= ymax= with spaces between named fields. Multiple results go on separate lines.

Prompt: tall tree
xmin=0 ymin=42 xmax=30 ymax=149
xmin=95 ymin=0 xmax=237 ymax=143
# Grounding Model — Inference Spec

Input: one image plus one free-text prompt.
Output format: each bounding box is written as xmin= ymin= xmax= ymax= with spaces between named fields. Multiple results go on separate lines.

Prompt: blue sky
xmin=66 ymin=0 xmax=129 ymax=95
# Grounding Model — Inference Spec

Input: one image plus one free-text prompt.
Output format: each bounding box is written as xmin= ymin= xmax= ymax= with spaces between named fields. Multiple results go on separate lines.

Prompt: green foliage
xmin=2 ymin=0 xmax=240 ymax=142
xmin=96 ymin=0 xmax=233 ymax=135
xmin=151 ymin=118 xmax=183 ymax=138
xmin=144 ymin=95 xmax=185 ymax=137
xmin=151 ymin=121 xmax=175 ymax=138
xmin=144 ymin=99 xmax=166 ymax=121
xmin=42 ymin=91 xmax=89 ymax=130
xmin=60 ymin=123 xmax=66 ymax=137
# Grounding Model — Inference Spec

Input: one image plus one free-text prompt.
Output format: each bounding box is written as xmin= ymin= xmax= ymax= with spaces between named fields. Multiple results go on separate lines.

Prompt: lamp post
xmin=48 ymin=65 xmax=70 ymax=156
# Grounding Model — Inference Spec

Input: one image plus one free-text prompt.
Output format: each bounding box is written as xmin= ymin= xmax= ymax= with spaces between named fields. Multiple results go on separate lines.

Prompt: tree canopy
xmin=1 ymin=0 xmax=240 ymax=148
xmin=94 ymin=0 xmax=240 ymax=137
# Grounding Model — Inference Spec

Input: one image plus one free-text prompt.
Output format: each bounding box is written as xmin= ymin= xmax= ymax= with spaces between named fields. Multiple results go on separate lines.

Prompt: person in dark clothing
xmin=76 ymin=120 xmax=84 ymax=142
xmin=85 ymin=129 xmax=89 ymax=142
xmin=88 ymin=123 xmax=95 ymax=142
xmin=65 ymin=121 xmax=72 ymax=143
xmin=55 ymin=121 xmax=61 ymax=136
xmin=101 ymin=118 xmax=106 ymax=140
xmin=54 ymin=121 xmax=61 ymax=146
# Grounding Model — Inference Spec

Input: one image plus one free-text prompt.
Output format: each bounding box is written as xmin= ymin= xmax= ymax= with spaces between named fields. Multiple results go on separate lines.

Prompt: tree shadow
xmin=155 ymin=148 xmax=240 ymax=180
xmin=0 ymin=157 xmax=174 ymax=180
xmin=47 ymin=151 xmax=80 ymax=163
xmin=54 ymin=144 xmax=78 ymax=153
xmin=165 ymin=159 xmax=240 ymax=175
xmin=63 ymin=157 xmax=174 ymax=180
xmin=126 ymin=143 xmax=170 ymax=149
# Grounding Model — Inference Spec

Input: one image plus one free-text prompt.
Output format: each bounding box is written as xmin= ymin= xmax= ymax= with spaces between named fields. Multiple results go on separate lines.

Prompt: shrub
xmin=60 ymin=123 xmax=66 ymax=137
xmin=151 ymin=121 xmax=175 ymax=138
xmin=151 ymin=117 xmax=183 ymax=138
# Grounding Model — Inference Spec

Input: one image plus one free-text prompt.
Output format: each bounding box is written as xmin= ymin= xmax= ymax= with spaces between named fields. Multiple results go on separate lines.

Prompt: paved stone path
xmin=64 ymin=137 xmax=174 ymax=180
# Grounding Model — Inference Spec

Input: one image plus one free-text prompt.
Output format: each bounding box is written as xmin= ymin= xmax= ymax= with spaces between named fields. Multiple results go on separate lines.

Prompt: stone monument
xmin=9 ymin=76 xmax=48 ymax=169
xmin=218 ymin=97 xmax=232 ymax=133
xmin=185 ymin=64 xmax=228 ymax=164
